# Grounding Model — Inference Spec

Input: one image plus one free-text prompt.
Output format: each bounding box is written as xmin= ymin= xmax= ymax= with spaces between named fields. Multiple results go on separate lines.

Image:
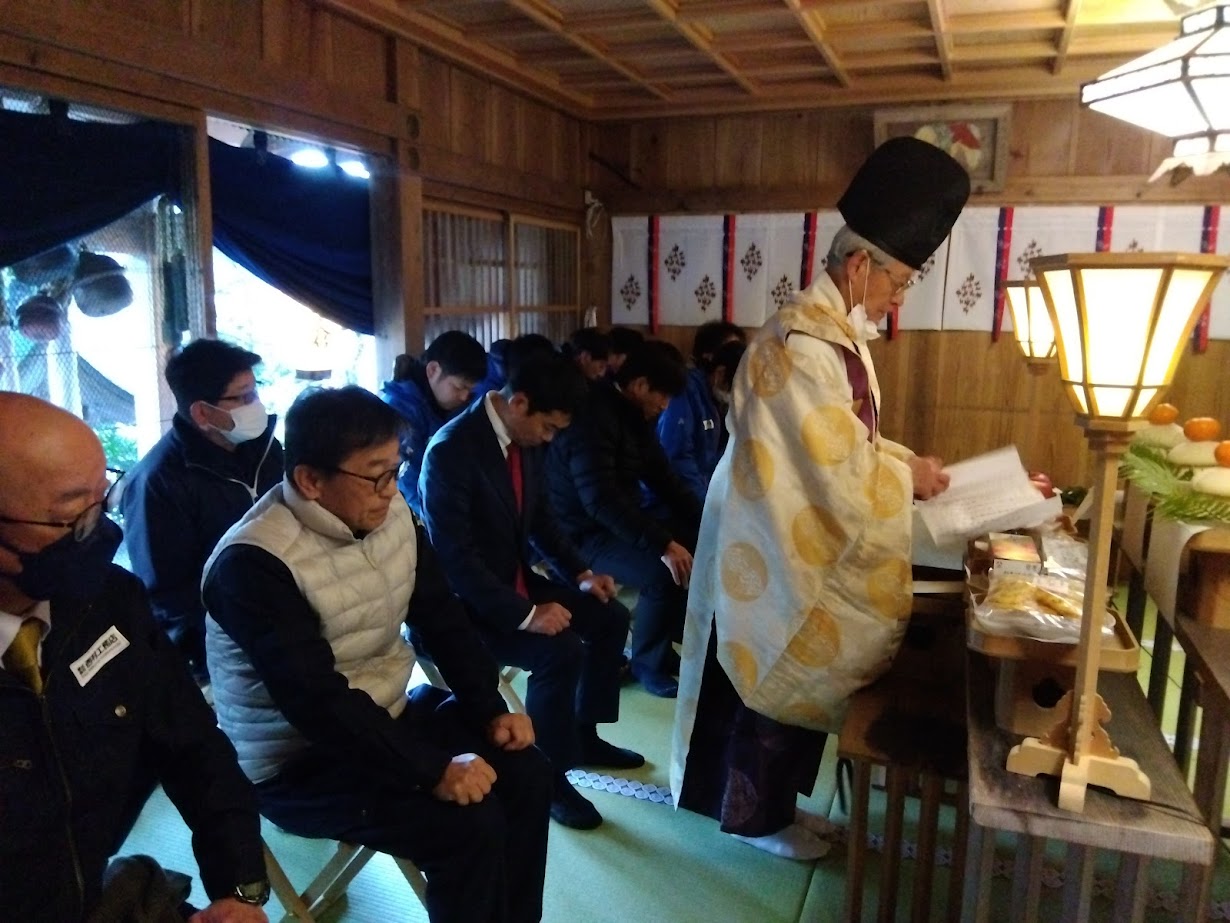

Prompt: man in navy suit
xmin=420 ymin=353 xmax=643 ymax=830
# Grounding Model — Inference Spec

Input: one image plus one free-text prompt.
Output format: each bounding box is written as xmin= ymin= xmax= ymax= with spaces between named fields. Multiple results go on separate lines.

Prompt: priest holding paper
xmin=670 ymin=137 xmax=970 ymax=860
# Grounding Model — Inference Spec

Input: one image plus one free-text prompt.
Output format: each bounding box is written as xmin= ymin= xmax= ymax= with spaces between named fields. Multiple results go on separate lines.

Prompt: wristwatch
xmin=231 ymin=879 xmax=271 ymax=906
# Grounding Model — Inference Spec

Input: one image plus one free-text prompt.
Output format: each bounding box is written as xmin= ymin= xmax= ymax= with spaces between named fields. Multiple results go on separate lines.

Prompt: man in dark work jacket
xmin=545 ymin=341 xmax=702 ymax=698
xmin=120 ymin=338 xmax=282 ymax=687
xmin=0 ymin=392 xmax=267 ymax=922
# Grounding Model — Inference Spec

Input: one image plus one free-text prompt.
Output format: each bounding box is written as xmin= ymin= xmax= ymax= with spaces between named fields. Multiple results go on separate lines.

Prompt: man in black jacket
xmin=545 ymin=342 xmax=702 ymax=698
xmin=120 ymin=338 xmax=282 ymax=687
xmin=203 ymin=386 xmax=550 ymax=923
xmin=420 ymin=353 xmax=642 ymax=831
xmin=0 ymin=392 xmax=268 ymax=922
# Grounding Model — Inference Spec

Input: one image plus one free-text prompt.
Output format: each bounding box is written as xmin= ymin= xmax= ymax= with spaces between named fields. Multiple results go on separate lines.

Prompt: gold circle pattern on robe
xmin=801 ymin=406 xmax=857 ymax=466
xmin=720 ymin=541 xmax=770 ymax=602
xmin=866 ymin=557 xmax=913 ymax=620
xmin=867 ymin=459 xmax=907 ymax=519
xmin=791 ymin=504 xmax=847 ymax=567
xmin=723 ymin=640 xmax=760 ymax=688
xmin=732 ymin=438 xmax=775 ymax=500
xmin=747 ymin=337 xmax=793 ymax=398
xmin=783 ymin=605 xmax=842 ymax=669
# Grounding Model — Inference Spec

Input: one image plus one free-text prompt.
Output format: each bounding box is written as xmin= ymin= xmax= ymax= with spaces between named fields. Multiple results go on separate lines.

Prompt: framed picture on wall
xmin=873 ymin=104 xmax=1011 ymax=194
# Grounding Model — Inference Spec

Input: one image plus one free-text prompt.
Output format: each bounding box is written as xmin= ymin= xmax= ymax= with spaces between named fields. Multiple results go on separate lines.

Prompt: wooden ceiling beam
xmin=782 ymin=0 xmax=851 ymax=87
xmin=291 ymin=0 xmax=596 ymax=113
xmin=951 ymin=41 xmax=1057 ymax=64
xmin=926 ymin=0 xmax=953 ymax=79
xmin=463 ymin=16 xmax=547 ymax=40
xmin=503 ymin=0 xmax=674 ymax=100
xmin=947 ymin=11 xmax=1065 ymax=34
xmin=591 ymin=59 xmax=1116 ymax=120
xmin=642 ymin=0 xmax=761 ymax=94
xmin=1052 ymin=0 xmax=1084 ymax=75
xmin=676 ymin=0 xmax=784 ymax=17
xmin=564 ymin=9 xmax=659 ymax=31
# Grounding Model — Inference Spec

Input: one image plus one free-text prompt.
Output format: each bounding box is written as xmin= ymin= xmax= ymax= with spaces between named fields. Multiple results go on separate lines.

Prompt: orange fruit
xmin=1148 ymin=403 xmax=1179 ymax=425
xmin=1216 ymin=441 xmax=1230 ymax=468
xmin=1184 ymin=417 xmax=1222 ymax=442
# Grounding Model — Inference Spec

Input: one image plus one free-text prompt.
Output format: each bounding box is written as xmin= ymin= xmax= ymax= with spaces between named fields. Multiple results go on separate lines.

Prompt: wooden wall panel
xmin=85 ymin=0 xmax=183 ymax=35
xmin=449 ymin=67 xmax=491 ymax=163
xmin=192 ymin=0 xmax=263 ymax=61
xmin=714 ymin=114 xmax=763 ymax=187
xmin=328 ymin=14 xmax=388 ymax=99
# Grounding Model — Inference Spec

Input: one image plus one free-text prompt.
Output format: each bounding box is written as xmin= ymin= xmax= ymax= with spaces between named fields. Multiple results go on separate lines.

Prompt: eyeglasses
xmin=215 ymin=388 xmax=260 ymax=407
xmin=870 ymin=256 xmax=918 ymax=296
xmin=0 ymin=467 xmax=125 ymax=543
xmin=328 ymin=463 xmax=405 ymax=494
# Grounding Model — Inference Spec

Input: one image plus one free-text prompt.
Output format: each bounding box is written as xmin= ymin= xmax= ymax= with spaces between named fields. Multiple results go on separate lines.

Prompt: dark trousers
xmin=679 ymin=625 xmax=827 ymax=837
xmin=478 ymin=576 xmax=630 ymax=770
xmin=256 ymin=686 xmax=552 ymax=923
xmin=576 ymin=531 xmax=689 ymax=678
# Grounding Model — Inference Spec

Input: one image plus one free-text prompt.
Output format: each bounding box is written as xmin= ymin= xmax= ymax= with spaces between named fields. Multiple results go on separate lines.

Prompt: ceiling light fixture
xmin=1081 ymin=3 xmax=1230 ymax=181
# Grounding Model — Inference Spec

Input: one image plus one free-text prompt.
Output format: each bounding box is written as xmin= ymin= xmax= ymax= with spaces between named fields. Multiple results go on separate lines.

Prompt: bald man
xmin=0 ymin=393 xmax=269 ymax=921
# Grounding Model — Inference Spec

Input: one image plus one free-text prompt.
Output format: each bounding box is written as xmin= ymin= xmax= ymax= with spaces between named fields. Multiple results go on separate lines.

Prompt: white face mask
xmin=846 ymin=265 xmax=881 ymax=343
xmin=218 ymin=399 xmax=269 ymax=445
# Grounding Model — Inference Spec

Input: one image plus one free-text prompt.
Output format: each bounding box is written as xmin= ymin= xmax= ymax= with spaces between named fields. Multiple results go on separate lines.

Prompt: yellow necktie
xmin=4 ymin=618 xmax=44 ymax=694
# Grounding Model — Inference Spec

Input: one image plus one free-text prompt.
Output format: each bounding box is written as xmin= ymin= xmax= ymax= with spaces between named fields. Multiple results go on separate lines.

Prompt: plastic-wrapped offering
xmin=972 ymin=571 xmax=1113 ymax=644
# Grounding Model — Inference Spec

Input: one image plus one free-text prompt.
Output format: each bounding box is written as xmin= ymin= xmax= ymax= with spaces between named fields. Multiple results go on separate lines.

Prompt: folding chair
xmin=417 ymin=659 xmax=526 ymax=714
xmin=263 ymin=838 xmax=427 ymax=922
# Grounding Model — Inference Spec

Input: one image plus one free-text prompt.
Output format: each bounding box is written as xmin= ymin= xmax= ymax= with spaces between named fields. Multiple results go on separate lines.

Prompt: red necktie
xmin=507 ymin=443 xmax=529 ymax=598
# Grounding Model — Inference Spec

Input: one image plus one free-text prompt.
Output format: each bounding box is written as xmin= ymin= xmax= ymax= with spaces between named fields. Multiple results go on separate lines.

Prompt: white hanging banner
xmin=657 ymin=215 xmax=724 ymax=326
xmin=764 ymin=213 xmax=806 ymax=319
xmin=942 ymin=207 xmax=999 ymax=331
xmin=611 ymin=216 xmax=649 ymax=326
xmin=1005 ymin=206 xmax=1100 ymax=279
xmin=729 ymin=214 xmax=773 ymax=328
xmin=1106 ymin=205 xmax=1203 ymax=253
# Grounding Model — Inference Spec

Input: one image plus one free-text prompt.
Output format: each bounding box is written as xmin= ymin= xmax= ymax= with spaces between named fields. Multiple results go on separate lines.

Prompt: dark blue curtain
xmin=0 ymin=109 xmax=181 ymax=267
xmin=208 ymin=139 xmax=374 ymax=334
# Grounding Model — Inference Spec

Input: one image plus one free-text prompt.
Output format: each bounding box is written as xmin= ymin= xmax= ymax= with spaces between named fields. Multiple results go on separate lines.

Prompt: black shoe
xmin=578 ymin=736 xmax=646 ymax=770
xmin=551 ymin=782 xmax=603 ymax=830
xmin=634 ymin=669 xmax=679 ymax=698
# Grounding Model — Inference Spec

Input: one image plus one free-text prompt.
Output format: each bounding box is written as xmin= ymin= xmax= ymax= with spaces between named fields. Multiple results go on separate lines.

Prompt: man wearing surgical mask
xmin=121 ymin=338 xmax=282 ymax=690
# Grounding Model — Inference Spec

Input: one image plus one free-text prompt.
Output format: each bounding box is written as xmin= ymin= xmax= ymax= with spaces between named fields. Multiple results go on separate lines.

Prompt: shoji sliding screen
xmin=422 ymin=205 xmax=581 ymax=349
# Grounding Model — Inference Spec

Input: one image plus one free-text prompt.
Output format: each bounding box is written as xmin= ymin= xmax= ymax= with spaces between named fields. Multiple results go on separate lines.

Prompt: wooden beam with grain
xmin=642 ymin=0 xmax=761 ymax=95
xmin=782 ymin=0 xmax=852 ymax=88
xmin=927 ymin=0 xmax=954 ymax=80
xmin=1053 ymin=0 xmax=1085 ymax=75
xmin=505 ymin=0 xmax=674 ymax=100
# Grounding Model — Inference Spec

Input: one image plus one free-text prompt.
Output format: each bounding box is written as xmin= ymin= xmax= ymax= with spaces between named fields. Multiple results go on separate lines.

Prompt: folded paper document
xmin=916 ymin=447 xmax=1063 ymax=548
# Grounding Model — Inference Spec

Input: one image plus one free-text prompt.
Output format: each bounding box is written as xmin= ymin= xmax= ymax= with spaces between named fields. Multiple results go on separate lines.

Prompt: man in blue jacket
xmin=381 ymin=331 xmax=488 ymax=518
xmin=421 ymin=353 xmax=642 ymax=830
xmin=0 ymin=392 xmax=268 ymax=922
xmin=651 ymin=321 xmax=746 ymax=506
xmin=120 ymin=338 xmax=282 ymax=687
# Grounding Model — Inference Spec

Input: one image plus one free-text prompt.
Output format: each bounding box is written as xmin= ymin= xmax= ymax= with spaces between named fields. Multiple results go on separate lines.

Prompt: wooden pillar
xmin=370 ymin=38 xmax=423 ymax=375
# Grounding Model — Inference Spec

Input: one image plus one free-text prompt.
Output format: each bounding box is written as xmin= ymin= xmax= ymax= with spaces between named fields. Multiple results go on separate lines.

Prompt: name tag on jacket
xmin=70 ymin=626 xmax=130 ymax=687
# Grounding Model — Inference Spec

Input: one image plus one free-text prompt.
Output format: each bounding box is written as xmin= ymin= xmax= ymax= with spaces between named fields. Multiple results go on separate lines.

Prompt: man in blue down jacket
xmin=650 ymin=321 xmax=747 ymax=507
xmin=120 ymin=338 xmax=282 ymax=687
xmin=0 ymin=393 xmax=268 ymax=922
xmin=380 ymin=330 xmax=488 ymax=519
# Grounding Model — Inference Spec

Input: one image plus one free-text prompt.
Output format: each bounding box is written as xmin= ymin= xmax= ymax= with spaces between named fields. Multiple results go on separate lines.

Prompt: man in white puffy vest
xmin=202 ymin=385 xmax=551 ymax=923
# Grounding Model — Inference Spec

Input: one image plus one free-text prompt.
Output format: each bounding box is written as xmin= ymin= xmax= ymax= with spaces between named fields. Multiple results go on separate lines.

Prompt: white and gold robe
xmin=671 ymin=271 xmax=916 ymax=802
